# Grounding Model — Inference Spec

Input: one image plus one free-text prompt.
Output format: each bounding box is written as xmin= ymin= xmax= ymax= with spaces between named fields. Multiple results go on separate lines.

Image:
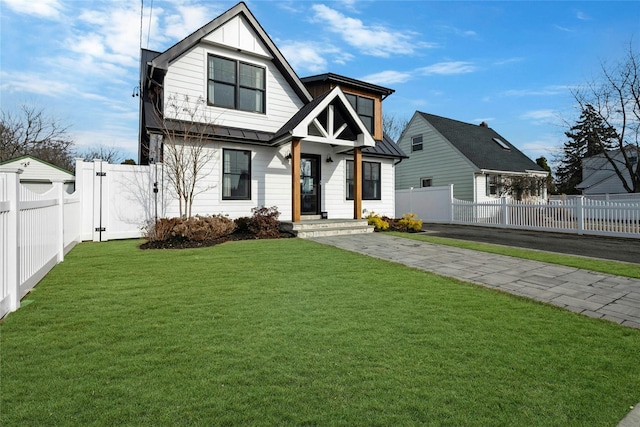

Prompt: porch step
xmin=280 ymin=219 xmax=374 ymax=238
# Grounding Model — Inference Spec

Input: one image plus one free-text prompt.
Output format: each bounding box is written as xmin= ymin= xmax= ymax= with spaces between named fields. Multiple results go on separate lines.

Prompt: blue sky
xmin=1 ymin=0 xmax=638 ymax=167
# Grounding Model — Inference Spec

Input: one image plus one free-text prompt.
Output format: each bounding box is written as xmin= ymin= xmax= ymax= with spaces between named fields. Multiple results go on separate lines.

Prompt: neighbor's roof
xmin=418 ymin=112 xmax=544 ymax=173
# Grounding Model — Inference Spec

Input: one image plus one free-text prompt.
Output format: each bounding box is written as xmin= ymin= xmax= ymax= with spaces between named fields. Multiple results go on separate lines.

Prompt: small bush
xmin=234 ymin=216 xmax=251 ymax=234
xmin=398 ymin=213 xmax=423 ymax=232
xmin=143 ymin=215 xmax=236 ymax=242
xmin=247 ymin=206 xmax=281 ymax=239
xmin=366 ymin=212 xmax=389 ymax=231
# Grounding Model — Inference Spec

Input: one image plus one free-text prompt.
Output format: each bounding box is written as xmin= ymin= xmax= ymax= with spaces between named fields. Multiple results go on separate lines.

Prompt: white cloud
xmin=576 ymin=10 xmax=591 ymax=21
xmin=502 ymin=86 xmax=569 ymax=97
xmin=0 ymin=71 xmax=71 ymax=97
xmin=3 ymin=0 xmax=63 ymax=19
xmin=280 ymin=41 xmax=354 ymax=73
xmin=360 ymin=70 xmax=412 ymax=85
xmin=521 ymin=109 xmax=557 ymax=121
xmin=310 ymin=4 xmax=425 ymax=57
xmin=418 ymin=61 xmax=477 ymax=76
xmin=164 ymin=4 xmax=216 ymax=41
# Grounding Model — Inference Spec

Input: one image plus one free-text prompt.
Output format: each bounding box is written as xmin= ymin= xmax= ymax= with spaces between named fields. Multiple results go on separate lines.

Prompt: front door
xmin=300 ymin=155 xmax=320 ymax=215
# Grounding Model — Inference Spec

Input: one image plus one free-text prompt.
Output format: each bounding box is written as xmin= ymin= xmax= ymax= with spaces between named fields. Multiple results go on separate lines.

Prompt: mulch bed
xmin=139 ymin=231 xmax=294 ymax=250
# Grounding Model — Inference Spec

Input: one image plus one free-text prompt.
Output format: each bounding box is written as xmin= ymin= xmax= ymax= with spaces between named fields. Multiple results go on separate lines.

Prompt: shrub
xmin=143 ymin=215 xmax=236 ymax=242
xmin=398 ymin=213 xmax=423 ymax=233
xmin=366 ymin=212 xmax=389 ymax=231
xmin=234 ymin=216 xmax=251 ymax=234
xmin=247 ymin=206 xmax=281 ymax=239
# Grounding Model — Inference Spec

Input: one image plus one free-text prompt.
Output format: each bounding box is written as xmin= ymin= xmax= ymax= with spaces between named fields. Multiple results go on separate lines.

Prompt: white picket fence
xmin=1 ymin=170 xmax=81 ymax=318
xmin=396 ymin=184 xmax=640 ymax=239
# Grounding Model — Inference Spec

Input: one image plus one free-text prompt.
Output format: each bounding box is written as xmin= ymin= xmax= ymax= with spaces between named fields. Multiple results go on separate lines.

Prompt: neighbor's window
xmin=223 ymin=149 xmax=251 ymax=200
xmin=208 ymin=55 xmax=265 ymax=113
xmin=346 ymin=160 xmax=381 ymax=200
xmin=412 ymin=135 xmax=423 ymax=152
xmin=421 ymin=178 xmax=432 ymax=187
xmin=486 ymin=174 xmax=502 ymax=196
xmin=345 ymin=93 xmax=374 ymax=134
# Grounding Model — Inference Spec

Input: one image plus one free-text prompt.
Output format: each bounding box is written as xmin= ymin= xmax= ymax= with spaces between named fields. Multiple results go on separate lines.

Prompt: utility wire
xmin=147 ymin=0 xmax=154 ymax=49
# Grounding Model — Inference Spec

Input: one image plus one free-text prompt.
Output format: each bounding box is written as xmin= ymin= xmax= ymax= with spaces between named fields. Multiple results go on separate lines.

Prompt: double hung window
xmin=208 ymin=55 xmax=265 ymax=113
xmin=223 ymin=149 xmax=251 ymax=200
xmin=345 ymin=93 xmax=374 ymax=134
xmin=346 ymin=160 xmax=381 ymax=200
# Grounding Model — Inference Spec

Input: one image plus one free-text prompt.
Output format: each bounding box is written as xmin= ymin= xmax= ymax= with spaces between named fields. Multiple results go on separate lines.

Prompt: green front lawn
xmin=1 ymin=239 xmax=639 ymax=426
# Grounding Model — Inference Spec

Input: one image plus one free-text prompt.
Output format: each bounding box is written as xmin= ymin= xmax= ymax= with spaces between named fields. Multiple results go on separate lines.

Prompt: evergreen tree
xmin=556 ymin=104 xmax=618 ymax=194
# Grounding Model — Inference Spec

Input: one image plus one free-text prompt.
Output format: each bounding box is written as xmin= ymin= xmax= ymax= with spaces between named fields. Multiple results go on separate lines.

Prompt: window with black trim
xmin=421 ymin=178 xmax=432 ymax=187
xmin=223 ymin=149 xmax=251 ymax=200
xmin=346 ymin=160 xmax=381 ymax=200
xmin=412 ymin=135 xmax=423 ymax=152
xmin=345 ymin=93 xmax=374 ymax=133
xmin=208 ymin=55 xmax=265 ymax=113
xmin=486 ymin=174 xmax=502 ymax=196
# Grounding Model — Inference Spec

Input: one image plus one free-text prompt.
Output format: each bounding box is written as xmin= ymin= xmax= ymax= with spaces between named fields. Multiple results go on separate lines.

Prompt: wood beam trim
xmin=291 ymin=138 xmax=301 ymax=222
xmin=353 ymin=147 xmax=362 ymax=219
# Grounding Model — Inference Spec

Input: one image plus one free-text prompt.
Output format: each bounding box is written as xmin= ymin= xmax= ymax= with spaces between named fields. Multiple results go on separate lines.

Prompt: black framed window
xmin=208 ymin=55 xmax=265 ymax=113
xmin=486 ymin=174 xmax=502 ymax=196
xmin=412 ymin=135 xmax=423 ymax=152
xmin=345 ymin=93 xmax=374 ymax=134
xmin=421 ymin=178 xmax=432 ymax=187
xmin=346 ymin=160 xmax=381 ymax=200
xmin=223 ymin=149 xmax=251 ymax=200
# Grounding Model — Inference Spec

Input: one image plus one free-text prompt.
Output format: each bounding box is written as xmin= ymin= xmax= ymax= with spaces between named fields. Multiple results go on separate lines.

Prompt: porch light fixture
xmin=326 ymin=155 xmax=333 ymax=163
xmin=285 ymin=152 xmax=292 ymax=160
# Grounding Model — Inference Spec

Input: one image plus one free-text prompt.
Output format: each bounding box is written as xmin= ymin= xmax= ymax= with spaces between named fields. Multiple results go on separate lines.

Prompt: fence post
xmin=5 ymin=169 xmax=22 ymax=313
xmin=502 ymin=197 xmax=509 ymax=226
xmin=577 ymin=196 xmax=584 ymax=235
xmin=55 ymin=181 xmax=64 ymax=262
xmin=448 ymin=184 xmax=454 ymax=223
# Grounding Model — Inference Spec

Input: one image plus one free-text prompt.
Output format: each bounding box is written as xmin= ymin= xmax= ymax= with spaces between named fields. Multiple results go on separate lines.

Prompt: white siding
xmin=203 ymin=15 xmax=271 ymax=57
xmin=396 ymin=115 xmax=476 ymax=201
xmin=163 ymin=23 xmax=304 ymax=132
xmin=170 ymin=141 xmax=397 ymax=220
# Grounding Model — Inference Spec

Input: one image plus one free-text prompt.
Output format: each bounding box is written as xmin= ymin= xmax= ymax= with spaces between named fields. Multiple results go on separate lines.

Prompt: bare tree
xmin=76 ymin=144 xmax=126 ymax=164
xmin=383 ymin=113 xmax=409 ymax=142
xmin=571 ymin=43 xmax=640 ymax=192
xmin=0 ymin=104 xmax=74 ymax=170
xmin=152 ymin=94 xmax=218 ymax=218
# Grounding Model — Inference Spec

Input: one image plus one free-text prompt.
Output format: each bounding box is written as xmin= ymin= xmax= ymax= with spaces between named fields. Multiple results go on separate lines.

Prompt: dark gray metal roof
xmin=301 ymin=73 xmax=395 ymax=97
xmin=418 ymin=112 xmax=544 ymax=173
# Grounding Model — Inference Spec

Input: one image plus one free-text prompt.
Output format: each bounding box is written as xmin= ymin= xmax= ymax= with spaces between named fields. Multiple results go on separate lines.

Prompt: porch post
xmin=353 ymin=147 xmax=362 ymax=219
xmin=291 ymin=138 xmax=301 ymax=222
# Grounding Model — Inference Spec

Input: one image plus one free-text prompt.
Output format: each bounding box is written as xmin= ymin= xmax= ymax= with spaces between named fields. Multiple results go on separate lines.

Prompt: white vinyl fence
xmin=1 ymin=169 xmax=81 ymax=318
xmin=397 ymin=185 xmax=640 ymax=239
xmin=1 ymin=159 xmax=163 ymax=318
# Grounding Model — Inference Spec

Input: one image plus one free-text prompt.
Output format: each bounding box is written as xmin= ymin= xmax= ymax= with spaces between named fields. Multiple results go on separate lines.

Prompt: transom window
xmin=223 ymin=149 xmax=251 ymax=200
xmin=345 ymin=93 xmax=374 ymax=134
xmin=346 ymin=160 xmax=381 ymax=200
xmin=208 ymin=55 xmax=265 ymax=113
xmin=412 ymin=135 xmax=423 ymax=152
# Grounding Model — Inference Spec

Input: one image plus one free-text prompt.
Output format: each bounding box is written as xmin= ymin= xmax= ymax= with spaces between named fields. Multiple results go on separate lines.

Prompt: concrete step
xmin=281 ymin=219 xmax=374 ymax=238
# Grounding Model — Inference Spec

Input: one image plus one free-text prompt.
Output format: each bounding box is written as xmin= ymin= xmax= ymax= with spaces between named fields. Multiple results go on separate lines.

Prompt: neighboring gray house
xmin=396 ymin=112 xmax=548 ymax=202
xmin=577 ymin=147 xmax=639 ymax=195
xmin=0 ymin=155 xmax=75 ymax=194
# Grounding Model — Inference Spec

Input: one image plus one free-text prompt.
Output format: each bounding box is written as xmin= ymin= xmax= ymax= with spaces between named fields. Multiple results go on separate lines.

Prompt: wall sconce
xmin=285 ymin=152 xmax=292 ymax=160
xmin=326 ymin=155 xmax=333 ymax=163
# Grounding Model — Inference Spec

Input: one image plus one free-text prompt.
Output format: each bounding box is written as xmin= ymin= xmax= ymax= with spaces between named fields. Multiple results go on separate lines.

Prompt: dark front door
xmin=300 ymin=155 xmax=320 ymax=215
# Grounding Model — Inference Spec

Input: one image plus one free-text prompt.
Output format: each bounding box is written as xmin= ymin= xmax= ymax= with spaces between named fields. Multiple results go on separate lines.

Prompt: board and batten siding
xmin=396 ymin=115 xmax=476 ymax=201
xmin=162 ymin=15 xmax=305 ymax=133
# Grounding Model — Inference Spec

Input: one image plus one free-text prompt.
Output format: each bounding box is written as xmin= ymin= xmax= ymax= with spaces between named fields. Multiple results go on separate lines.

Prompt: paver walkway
xmin=310 ymin=233 xmax=640 ymax=329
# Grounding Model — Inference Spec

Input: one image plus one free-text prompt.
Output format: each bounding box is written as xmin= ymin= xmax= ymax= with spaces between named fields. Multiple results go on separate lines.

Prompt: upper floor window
xmin=412 ymin=135 xmax=423 ymax=152
xmin=346 ymin=160 xmax=381 ymax=200
xmin=208 ymin=55 xmax=265 ymax=113
xmin=345 ymin=93 xmax=374 ymax=134
xmin=223 ymin=149 xmax=251 ymax=200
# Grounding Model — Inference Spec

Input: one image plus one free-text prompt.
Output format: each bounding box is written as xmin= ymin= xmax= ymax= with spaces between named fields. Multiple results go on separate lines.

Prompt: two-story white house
xmin=138 ymin=2 xmax=407 ymax=226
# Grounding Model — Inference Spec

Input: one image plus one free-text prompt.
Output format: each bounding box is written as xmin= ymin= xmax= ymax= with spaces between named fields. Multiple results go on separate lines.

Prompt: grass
xmin=1 ymin=238 xmax=639 ymax=426
xmin=390 ymin=231 xmax=640 ymax=279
